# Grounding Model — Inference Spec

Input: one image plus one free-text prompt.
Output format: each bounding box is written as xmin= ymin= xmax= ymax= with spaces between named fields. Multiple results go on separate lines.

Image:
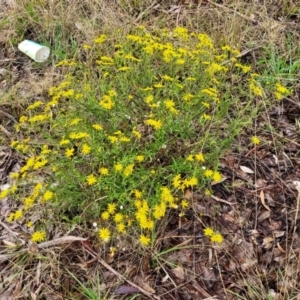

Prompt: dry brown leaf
xmin=260 ymin=190 xmax=271 ymax=211
xmin=161 ymin=274 xmax=169 ymax=283
xmin=293 ymin=181 xmax=300 ymax=192
xmin=273 ymin=231 xmax=285 ymax=238
xmin=172 ymin=266 xmax=185 ymax=281
xmin=240 ymin=165 xmax=254 ymax=174
xmin=258 ymin=210 xmax=271 ymax=222
xmin=38 ymin=236 xmax=87 ymax=249
xmin=199 ymin=265 xmax=217 ymax=282
xmin=28 ymin=241 xmax=39 ymax=254
xmin=263 ymin=236 xmax=274 ymax=249
xmin=115 ymin=285 xmax=139 ymax=295
xmin=211 ymin=195 xmax=234 ymax=206
xmin=255 ymin=179 xmax=267 ymax=188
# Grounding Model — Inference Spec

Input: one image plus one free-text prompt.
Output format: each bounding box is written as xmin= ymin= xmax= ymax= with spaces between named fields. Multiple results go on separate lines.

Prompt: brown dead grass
xmin=1 ymin=0 xmax=300 ymax=299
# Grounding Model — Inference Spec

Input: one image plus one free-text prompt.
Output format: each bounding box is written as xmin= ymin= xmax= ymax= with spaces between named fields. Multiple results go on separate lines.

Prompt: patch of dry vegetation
xmin=1 ymin=1 xmax=300 ymax=299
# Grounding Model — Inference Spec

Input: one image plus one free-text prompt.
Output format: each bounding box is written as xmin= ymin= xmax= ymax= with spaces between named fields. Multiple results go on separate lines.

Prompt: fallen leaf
xmin=38 ymin=236 xmax=87 ymax=249
xmin=161 ymin=274 xmax=169 ymax=283
xmin=115 ymin=285 xmax=139 ymax=295
xmin=240 ymin=165 xmax=254 ymax=174
xmin=263 ymin=236 xmax=274 ymax=249
xmin=172 ymin=266 xmax=185 ymax=281
xmin=258 ymin=210 xmax=271 ymax=222
xmin=293 ymin=181 xmax=300 ymax=192
xmin=273 ymin=231 xmax=285 ymax=238
xmin=259 ymin=190 xmax=270 ymax=211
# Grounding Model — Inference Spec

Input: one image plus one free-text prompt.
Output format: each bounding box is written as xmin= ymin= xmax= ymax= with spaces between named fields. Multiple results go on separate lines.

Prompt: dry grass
xmin=1 ymin=0 xmax=300 ymax=299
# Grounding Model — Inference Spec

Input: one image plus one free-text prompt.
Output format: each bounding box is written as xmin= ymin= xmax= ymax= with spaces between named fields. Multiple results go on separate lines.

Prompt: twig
xmin=0 ymin=59 xmax=17 ymax=62
xmin=37 ymin=236 xmax=87 ymax=249
xmin=0 ymin=236 xmax=87 ymax=262
xmin=134 ymin=2 xmax=158 ymax=22
xmin=290 ymin=182 xmax=300 ymax=254
xmin=221 ymin=46 xmax=262 ymax=66
xmin=0 ymin=221 xmax=25 ymax=242
xmin=0 ymin=124 xmax=12 ymax=138
xmin=0 ymin=109 xmax=18 ymax=123
xmin=83 ymin=244 xmax=160 ymax=299
xmin=207 ymin=0 xmax=260 ymax=25
xmin=211 ymin=195 xmax=235 ymax=206
xmin=97 ymin=256 xmax=160 ymax=300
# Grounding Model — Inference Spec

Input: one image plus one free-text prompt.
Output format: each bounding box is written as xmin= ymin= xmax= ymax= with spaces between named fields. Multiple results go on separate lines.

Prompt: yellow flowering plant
xmin=9 ymin=26 xmax=290 ymax=246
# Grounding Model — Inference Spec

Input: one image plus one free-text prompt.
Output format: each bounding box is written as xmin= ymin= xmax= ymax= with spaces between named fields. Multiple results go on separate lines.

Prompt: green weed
xmin=2 ymin=26 xmax=291 ymax=248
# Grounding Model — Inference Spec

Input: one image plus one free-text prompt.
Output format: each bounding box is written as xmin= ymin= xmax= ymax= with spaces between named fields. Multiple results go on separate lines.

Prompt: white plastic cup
xmin=18 ymin=40 xmax=50 ymax=62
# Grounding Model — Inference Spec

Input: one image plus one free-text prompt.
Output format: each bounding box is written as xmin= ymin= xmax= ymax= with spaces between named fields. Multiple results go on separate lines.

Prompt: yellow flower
xmin=69 ymin=132 xmax=90 ymax=139
xmin=203 ymin=227 xmax=214 ymax=237
xmin=107 ymin=203 xmax=117 ymax=214
xmin=99 ymin=227 xmax=111 ymax=242
xmin=24 ymin=197 xmax=34 ymax=210
xmin=210 ymin=232 xmax=223 ymax=243
xmin=114 ymin=163 xmax=123 ymax=172
xmin=70 ymin=118 xmax=82 ymax=126
xmin=175 ymin=59 xmax=185 ymax=65
xmin=204 ymin=169 xmax=213 ymax=178
xmin=153 ymin=203 xmax=166 ymax=219
xmin=86 ymin=174 xmax=97 ymax=185
xmin=213 ymin=171 xmax=222 ymax=182
xmin=7 ymin=213 xmax=15 ymax=222
xmin=117 ymin=223 xmax=126 ymax=233
xmin=42 ymin=190 xmax=54 ymax=202
xmin=81 ymin=144 xmax=91 ymax=155
xmin=139 ymin=234 xmax=151 ymax=246
xmin=99 ymin=95 xmax=115 ymax=110
xmin=123 ymin=164 xmax=134 ymax=177
xmin=92 ymin=124 xmax=103 ymax=131
xmin=135 ymin=155 xmax=145 ymax=162
xmin=186 ymin=154 xmax=194 ymax=162
xmin=14 ymin=210 xmax=23 ymax=221
xmin=65 ymin=148 xmax=75 ymax=158
xmin=114 ymin=213 xmax=123 ymax=223
xmin=251 ymin=136 xmax=260 ymax=145
xmin=164 ymin=99 xmax=179 ymax=114
xmin=181 ymin=199 xmax=189 ymax=209
xmin=108 ymin=136 xmax=118 ymax=144
xmin=101 ymin=211 xmax=110 ymax=220
xmin=132 ymin=128 xmax=142 ymax=139
xmin=31 ymin=231 xmax=46 ymax=243
xmin=275 ymin=82 xmax=289 ymax=95
xmin=183 ymin=177 xmax=198 ymax=187
xmin=133 ymin=189 xmax=143 ymax=199
xmin=172 ymin=174 xmax=182 ymax=189
xmin=10 ymin=172 xmax=20 ymax=179
xmin=195 ymin=153 xmax=205 ymax=162
xmin=99 ymin=167 xmax=109 ymax=175
xmin=27 ymin=221 xmax=33 ymax=228
xmin=160 ymin=187 xmax=174 ymax=204
xmin=33 ymin=158 xmax=48 ymax=170
xmin=145 ymin=119 xmax=162 ymax=130
xmin=249 ymin=80 xmax=263 ymax=96
xmin=0 ymin=188 xmax=10 ymax=199
xmin=60 ymin=139 xmax=70 ymax=146
xmin=94 ymin=34 xmax=107 ymax=44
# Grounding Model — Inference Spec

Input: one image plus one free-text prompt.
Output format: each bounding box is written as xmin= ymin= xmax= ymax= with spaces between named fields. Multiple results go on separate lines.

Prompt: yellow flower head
xmin=210 ymin=232 xmax=223 ymax=244
xmin=99 ymin=167 xmax=109 ymax=175
xmin=31 ymin=231 xmax=46 ymax=243
xmin=203 ymin=227 xmax=214 ymax=237
xmin=98 ymin=227 xmax=111 ymax=242
xmin=251 ymin=136 xmax=260 ymax=145
xmin=86 ymin=174 xmax=97 ymax=185
xmin=139 ymin=234 xmax=151 ymax=246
